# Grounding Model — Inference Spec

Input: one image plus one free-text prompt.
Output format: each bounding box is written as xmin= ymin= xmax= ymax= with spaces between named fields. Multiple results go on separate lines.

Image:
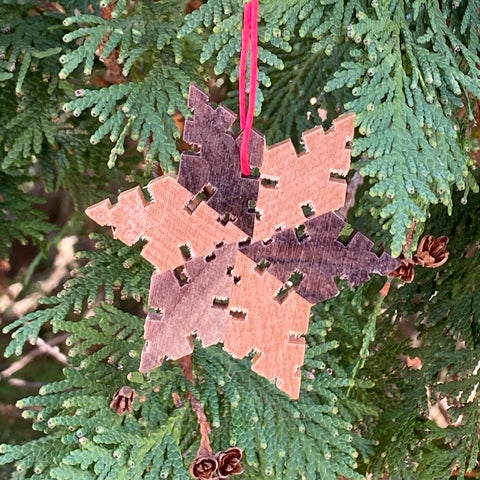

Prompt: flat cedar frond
xmin=2 ymin=1 xmax=480 ymax=479
xmin=2 ymin=234 xmax=153 ymax=358
xmin=59 ymin=1 xmax=194 ymax=171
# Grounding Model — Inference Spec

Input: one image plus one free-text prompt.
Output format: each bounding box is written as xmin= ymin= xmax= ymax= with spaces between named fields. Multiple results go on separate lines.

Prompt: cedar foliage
xmin=1 ymin=1 xmax=480 ymax=479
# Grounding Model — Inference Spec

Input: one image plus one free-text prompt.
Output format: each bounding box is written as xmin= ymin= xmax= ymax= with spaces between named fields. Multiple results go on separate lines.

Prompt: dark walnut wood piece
xmin=141 ymin=243 xmax=237 ymax=372
xmin=178 ymin=83 xmax=263 ymax=237
xmin=241 ymin=212 xmax=400 ymax=303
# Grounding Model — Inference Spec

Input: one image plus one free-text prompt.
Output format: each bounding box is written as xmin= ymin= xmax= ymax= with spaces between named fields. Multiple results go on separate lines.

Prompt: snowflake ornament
xmin=86 ymin=84 xmax=398 ymax=399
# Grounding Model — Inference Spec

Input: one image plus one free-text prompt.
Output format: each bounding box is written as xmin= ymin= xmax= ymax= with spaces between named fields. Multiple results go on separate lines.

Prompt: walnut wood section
xmin=140 ymin=244 xmax=237 ymax=372
xmin=85 ymin=176 xmax=245 ymax=272
xmin=252 ymin=113 xmax=355 ymax=241
xmin=242 ymin=212 xmax=399 ymax=303
xmin=224 ymin=253 xmax=312 ymax=399
xmin=178 ymin=83 xmax=263 ymax=237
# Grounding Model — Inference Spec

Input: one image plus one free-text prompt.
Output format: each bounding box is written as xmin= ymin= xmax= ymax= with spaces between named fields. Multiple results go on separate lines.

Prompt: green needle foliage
xmin=1 ymin=0 xmax=480 ymax=479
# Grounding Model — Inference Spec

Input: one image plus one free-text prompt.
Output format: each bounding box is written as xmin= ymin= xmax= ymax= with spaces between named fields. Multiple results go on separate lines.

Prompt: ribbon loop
xmin=239 ymin=0 xmax=259 ymax=176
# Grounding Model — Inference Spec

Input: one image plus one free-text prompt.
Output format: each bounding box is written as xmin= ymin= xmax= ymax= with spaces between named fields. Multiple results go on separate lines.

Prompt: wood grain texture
xmin=242 ymin=212 xmax=400 ymax=303
xmin=224 ymin=252 xmax=312 ymax=399
xmin=252 ymin=113 xmax=355 ymax=241
xmin=178 ymin=83 xmax=263 ymax=237
xmin=85 ymin=175 xmax=246 ymax=273
xmin=140 ymin=244 xmax=237 ymax=372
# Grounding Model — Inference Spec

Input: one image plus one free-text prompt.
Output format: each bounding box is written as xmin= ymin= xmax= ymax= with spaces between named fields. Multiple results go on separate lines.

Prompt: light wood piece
xmin=224 ymin=252 xmax=312 ymax=399
xmin=253 ymin=113 xmax=355 ymax=241
xmin=85 ymin=176 xmax=246 ymax=273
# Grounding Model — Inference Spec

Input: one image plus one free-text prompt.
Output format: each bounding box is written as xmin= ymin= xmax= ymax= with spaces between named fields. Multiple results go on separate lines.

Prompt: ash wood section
xmin=242 ymin=212 xmax=399 ymax=303
xmin=85 ymin=176 xmax=245 ymax=273
xmin=140 ymin=244 xmax=237 ymax=372
xmin=224 ymin=253 xmax=312 ymax=399
xmin=252 ymin=113 xmax=355 ymax=241
xmin=178 ymin=83 xmax=263 ymax=237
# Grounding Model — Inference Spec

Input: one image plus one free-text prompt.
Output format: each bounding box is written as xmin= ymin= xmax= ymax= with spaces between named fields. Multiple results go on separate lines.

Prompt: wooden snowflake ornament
xmin=86 ymin=83 xmax=398 ymax=399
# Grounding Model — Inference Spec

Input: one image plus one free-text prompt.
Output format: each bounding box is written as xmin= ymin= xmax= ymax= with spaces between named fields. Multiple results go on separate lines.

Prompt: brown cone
xmin=391 ymin=257 xmax=416 ymax=283
xmin=190 ymin=455 xmax=218 ymax=480
xmin=110 ymin=386 xmax=137 ymax=415
xmin=216 ymin=447 xmax=243 ymax=478
xmin=414 ymin=235 xmax=449 ymax=268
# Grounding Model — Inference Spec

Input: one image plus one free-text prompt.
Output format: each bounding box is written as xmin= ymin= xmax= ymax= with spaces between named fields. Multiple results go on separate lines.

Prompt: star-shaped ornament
xmin=86 ymin=84 xmax=398 ymax=399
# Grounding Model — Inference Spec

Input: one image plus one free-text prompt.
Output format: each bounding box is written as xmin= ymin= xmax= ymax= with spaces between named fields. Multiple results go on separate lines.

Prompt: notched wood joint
xmin=217 ymin=211 xmax=237 ymax=226
xmin=212 ymin=296 xmax=229 ymax=309
xmin=301 ymin=203 xmax=315 ymax=218
xmin=275 ymin=271 xmax=304 ymax=303
xmin=173 ymin=265 xmax=191 ymax=287
xmin=230 ymin=309 xmax=247 ymax=320
xmin=205 ymin=252 xmax=216 ymax=263
xmin=239 ymin=237 xmax=251 ymax=248
xmin=179 ymin=243 xmax=193 ymax=260
xmin=261 ymin=176 xmax=279 ymax=188
xmin=185 ymin=184 xmax=217 ymax=214
xmin=294 ymin=225 xmax=309 ymax=242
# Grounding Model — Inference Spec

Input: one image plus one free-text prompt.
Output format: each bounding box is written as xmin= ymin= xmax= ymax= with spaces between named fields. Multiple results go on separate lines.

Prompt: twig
xmin=403 ymin=221 xmax=417 ymax=255
xmin=179 ymin=354 xmax=213 ymax=455
xmin=338 ymin=169 xmax=364 ymax=218
xmin=8 ymin=379 xmax=46 ymax=389
xmin=0 ymin=334 xmax=68 ymax=379
xmin=36 ymin=337 xmax=68 ymax=365
xmin=187 ymin=390 xmax=213 ymax=455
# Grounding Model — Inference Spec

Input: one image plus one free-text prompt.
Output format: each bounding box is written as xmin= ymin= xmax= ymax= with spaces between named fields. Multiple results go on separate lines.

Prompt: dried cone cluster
xmin=110 ymin=386 xmax=137 ymax=415
xmin=191 ymin=448 xmax=243 ymax=480
xmin=414 ymin=235 xmax=449 ymax=267
xmin=391 ymin=234 xmax=449 ymax=283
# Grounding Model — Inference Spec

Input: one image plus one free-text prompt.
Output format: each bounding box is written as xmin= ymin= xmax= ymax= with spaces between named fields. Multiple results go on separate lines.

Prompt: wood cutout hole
xmin=261 ymin=177 xmax=278 ymax=188
xmin=249 ymin=167 xmax=261 ymax=178
xmin=338 ymin=223 xmax=354 ymax=246
xmin=301 ymin=203 xmax=315 ymax=218
xmin=212 ymin=296 xmax=229 ymax=309
xmin=226 ymin=265 xmax=234 ymax=276
xmin=274 ymin=223 xmax=285 ymax=232
xmin=295 ymin=225 xmax=309 ymax=243
xmin=275 ymin=271 xmax=304 ymax=303
xmin=205 ymin=252 xmax=216 ymax=263
xmin=185 ymin=184 xmax=217 ymax=214
xmin=216 ymin=241 xmax=226 ymax=249
xmin=255 ymin=258 xmax=271 ymax=273
xmin=239 ymin=237 xmax=251 ymax=248
xmin=241 ymin=166 xmax=261 ymax=179
xmin=179 ymin=243 xmax=193 ymax=260
xmin=140 ymin=186 xmax=153 ymax=202
xmin=218 ymin=211 xmax=237 ymax=226
xmin=173 ymin=265 xmax=190 ymax=287
xmin=330 ymin=171 xmax=346 ymax=180
xmin=233 ymin=275 xmax=241 ymax=285
xmin=230 ymin=309 xmax=247 ymax=320
xmin=345 ymin=140 xmax=353 ymax=150
xmin=262 ymin=237 xmax=273 ymax=246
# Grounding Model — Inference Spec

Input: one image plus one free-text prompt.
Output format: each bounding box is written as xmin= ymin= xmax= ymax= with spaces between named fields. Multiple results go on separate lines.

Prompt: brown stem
xmin=337 ymin=170 xmax=364 ymax=218
xmin=187 ymin=390 xmax=213 ymax=455
xmin=0 ymin=334 xmax=68 ymax=379
xmin=403 ymin=221 xmax=417 ymax=255
xmin=179 ymin=354 xmax=213 ymax=455
xmin=179 ymin=354 xmax=194 ymax=383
